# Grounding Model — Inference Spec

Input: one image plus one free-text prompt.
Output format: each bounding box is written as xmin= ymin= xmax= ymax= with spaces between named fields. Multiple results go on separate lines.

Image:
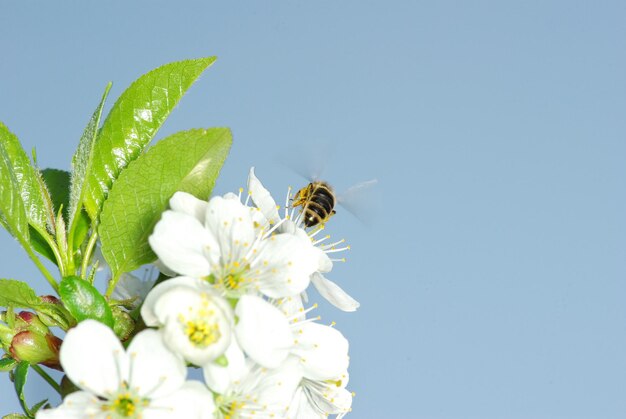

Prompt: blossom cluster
xmin=39 ymin=168 xmax=357 ymax=418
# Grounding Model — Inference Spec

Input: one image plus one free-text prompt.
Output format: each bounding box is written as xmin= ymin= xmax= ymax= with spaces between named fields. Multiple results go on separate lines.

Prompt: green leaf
xmin=28 ymin=226 xmax=56 ymax=265
xmin=83 ymin=57 xmax=217 ymax=221
xmin=0 ymin=141 xmax=31 ymax=250
xmin=99 ymin=127 xmax=231 ymax=279
xmin=68 ymin=84 xmax=111 ymax=240
xmin=0 ymin=357 xmax=17 ymax=372
xmin=0 ymin=279 xmax=39 ymax=309
xmin=14 ymin=361 xmax=30 ymax=417
xmin=3 ymin=414 xmax=30 ymax=419
xmin=59 ymin=276 xmax=113 ymax=327
xmin=40 ymin=169 xmax=70 ymax=219
xmin=0 ymin=280 xmax=72 ymax=329
xmin=30 ymin=399 xmax=48 ymax=415
xmin=0 ymin=123 xmax=50 ymax=231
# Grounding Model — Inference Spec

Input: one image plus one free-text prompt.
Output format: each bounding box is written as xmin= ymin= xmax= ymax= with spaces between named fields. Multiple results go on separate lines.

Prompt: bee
xmin=292 ymin=181 xmax=337 ymax=227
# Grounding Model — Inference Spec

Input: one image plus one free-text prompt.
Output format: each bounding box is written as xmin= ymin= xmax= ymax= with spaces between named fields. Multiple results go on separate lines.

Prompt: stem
xmin=105 ymin=272 xmax=119 ymax=298
xmin=24 ymin=247 xmax=58 ymax=293
xmin=30 ymin=364 xmax=62 ymax=396
xmin=81 ymin=231 xmax=99 ymax=280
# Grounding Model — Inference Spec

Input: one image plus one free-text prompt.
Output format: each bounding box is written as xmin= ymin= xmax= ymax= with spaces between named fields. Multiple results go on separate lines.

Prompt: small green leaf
xmin=59 ymin=276 xmax=113 ymax=327
xmin=0 ymin=141 xmax=31 ymax=251
xmin=68 ymin=84 xmax=111 ymax=241
xmin=0 ymin=280 xmax=72 ymax=329
xmin=28 ymin=226 xmax=57 ymax=265
xmin=99 ymin=128 xmax=231 ymax=279
xmin=3 ymin=414 xmax=30 ymax=419
xmin=30 ymin=399 xmax=48 ymax=415
xmin=40 ymin=169 xmax=70 ymax=220
xmin=0 ymin=123 xmax=50 ymax=231
xmin=0 ymin=357 xmax=17 ymax=372
xmin=14 ymin=361 xmax=30 ymax=417
xmin=83 ymin=57 xmax=217 ymax=221
xmin=0 ymin=279 xmax=39 ymax=309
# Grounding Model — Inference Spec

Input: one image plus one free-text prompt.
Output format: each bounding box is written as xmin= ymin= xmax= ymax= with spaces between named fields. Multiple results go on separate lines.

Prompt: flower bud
xmin=9 ymin=330 xmax=63 ymax=370
xmin=15 ymin=311 xmax=49 ymax=335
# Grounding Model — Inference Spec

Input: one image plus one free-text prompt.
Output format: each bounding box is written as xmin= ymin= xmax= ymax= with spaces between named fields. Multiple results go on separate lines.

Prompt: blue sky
xmin=1 ymin=1 xmax=625 ymax=417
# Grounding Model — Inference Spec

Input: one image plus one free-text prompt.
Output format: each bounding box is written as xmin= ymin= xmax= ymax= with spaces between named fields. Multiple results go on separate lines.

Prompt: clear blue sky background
xmin=1 ymin=1 xmax=625 ymax=418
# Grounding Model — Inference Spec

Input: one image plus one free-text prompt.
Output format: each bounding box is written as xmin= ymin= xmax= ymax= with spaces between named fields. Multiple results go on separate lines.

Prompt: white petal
xmin=169 ymin=191 xmax=209 ymax=223
xmin=141 ymin=277 xmax=206 ymax=326
xmin=204 ymin=196 xmax=256 ymax=258
xmin=60 ymin=320 xmax=125 ymax=398
xmin=254 ymin=234 xmax=318 ymax=298
xmin=148 ymin=211 xmax=217 ymax=277
xmin=127 ymin=329 xmax=186 ymax=398
xmin=235 ymin=295 xmax=293 ymax=368
xmin=311 ymin=272 xmax=360 ymax=312
xmin=288 ymin=387 xmax=325 ymax=419
xmin=247 ymin=167 xmax=280 ymax=224
xmin=155 ymin=287 xmax=233 ymax=365
xmin=292 ymin=323 xmax=349 ymax=381
xmin=36 ymin=391 xmax=101 ymax=418
xmin=202 ymin=338 xmax=246 ymax=394
xmin=249 ymin=356 xmax=303 ymax=407
xmin=145 ymin=380 xmax=215 ymax=419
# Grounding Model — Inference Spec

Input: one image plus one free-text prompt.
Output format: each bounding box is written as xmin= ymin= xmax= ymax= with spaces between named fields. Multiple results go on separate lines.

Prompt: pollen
xmin=183 ymin=319 xmax=221 ymax=347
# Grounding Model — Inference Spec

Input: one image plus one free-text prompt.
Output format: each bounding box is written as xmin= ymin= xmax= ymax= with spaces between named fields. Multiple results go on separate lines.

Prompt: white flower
xmin=288 ymin=373 xmax=353 ymax=419
xmin=212 ymin=357 xmax=303 ymax=419
xmin=36 ymin=320 xmax=215 ymax=419
xmin=149 ymin=192 xmax=319 ymax=299
xmin=141 ymin=276 xmax=234 ymax=365
xmin=247 ymin=168 xmax=360 ymax=311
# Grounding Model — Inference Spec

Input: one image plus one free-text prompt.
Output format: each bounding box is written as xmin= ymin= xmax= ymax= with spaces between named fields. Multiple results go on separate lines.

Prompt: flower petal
xmin=292 ymin=322 xmax=349 ymax=381
xmin=235 ymin=295 xmax=292 ymax=368
xmin=141 ymin=277 xmax=205 ymax=326
xmin=202 ymin=338 xmax=246 ymax=394
xmin=127 ymin=329 xmax=186 ymax=399
xmin=204 ymin=196 xmax=256 ymax=259
xmin=169 ymin=191 xmax=209 ymax=223
xmin=148 ymin=210 xmax=217 ymax=277
xmin=155 ymin=287 xmax=233 ymax=365
xmin=36 ymin=391 xmax=101 ymax=418
xmin=247 ymin=167 xmax=280 ymax=224
xmin=254 ymin=234 xmax=318 ymax=298
xmin=145 ymin=380 xmax=215 ymax=419
xmin=288 ymin=387 xmax=325 ymax=419
xmin=311 ymin=272 xmax=360 ymax=312
xmin=60 ymin=320 xmax=125 ymax=398
xmin=111 ymin=272 xmax=155 ymax=308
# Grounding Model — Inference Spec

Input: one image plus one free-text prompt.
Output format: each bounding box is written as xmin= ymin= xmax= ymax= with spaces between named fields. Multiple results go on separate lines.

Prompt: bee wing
xmin=336 ymin=179 xmax=381 ymax=225
xmin=275 ymin=140 xmax=338 ymax=182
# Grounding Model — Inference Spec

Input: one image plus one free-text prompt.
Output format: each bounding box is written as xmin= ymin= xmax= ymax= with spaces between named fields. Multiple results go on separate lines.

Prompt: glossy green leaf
xmin=0 ymin=123 xmax=50 ymax=231
xmin=83 ymin=57 xmax=217 ymax=220
xmin=59 ymin=276 xmax=113 ymax=327
xmin=99 ymin=127 xmax=231 ymax=278
xmin=30 ymin=399 xmax=48 ymax=415
xmin=28 ymin=226 xmax=56 ymax=265
xmin=0 ymin=142 xmax=31 ymax=250
xmin=68 ymin=84 xmax=111 ymax=237
xmin=14 ymin=361 xmax=30 ymax=417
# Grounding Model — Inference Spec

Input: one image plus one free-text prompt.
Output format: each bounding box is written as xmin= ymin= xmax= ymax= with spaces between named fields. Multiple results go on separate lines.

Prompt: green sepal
xmin=0 ymin=357 xmax=17 ymax=372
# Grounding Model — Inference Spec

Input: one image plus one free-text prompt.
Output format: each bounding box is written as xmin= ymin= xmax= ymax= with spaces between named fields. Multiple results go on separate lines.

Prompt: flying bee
xmin=292 ymin=181 xmax=337 ymax=227
xmin=289 ymin=178 xmax=378 ymax=228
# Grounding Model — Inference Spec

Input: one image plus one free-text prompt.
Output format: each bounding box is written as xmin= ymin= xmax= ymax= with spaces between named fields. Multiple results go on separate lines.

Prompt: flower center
xmin=103 ymin=390 xmax=146 ymax=418
xmin=216 ymin=395 xmax=247 ymax=419
xmin=184 ymin=319 xmax=221 ymax=347
xmin=178 ymin=295 xmax=223 ymax=348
